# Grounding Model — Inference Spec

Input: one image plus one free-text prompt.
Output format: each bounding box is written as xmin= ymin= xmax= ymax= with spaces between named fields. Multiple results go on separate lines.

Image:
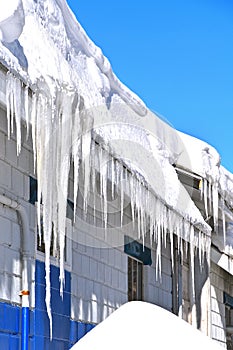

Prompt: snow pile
xmin=0 ymin=0 xmax=25 ymax=43
xmin=71 ymin=301 xmax=223 ymax=350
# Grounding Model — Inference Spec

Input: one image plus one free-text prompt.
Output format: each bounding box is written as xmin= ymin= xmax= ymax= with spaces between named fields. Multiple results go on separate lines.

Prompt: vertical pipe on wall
xmin=21 ymin=296 xmax=30 ymax=350
xmin=0 ymin=194 xmax=30 ymax=350
xmin=18 ymin=205 xmax=31 ymax=350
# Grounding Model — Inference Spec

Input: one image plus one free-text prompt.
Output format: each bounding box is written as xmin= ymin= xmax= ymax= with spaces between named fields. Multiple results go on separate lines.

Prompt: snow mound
xmin=0 ymin=0 xmax=25 ymax=43
xmin=71 ymin=301 xmax=223 ymax=350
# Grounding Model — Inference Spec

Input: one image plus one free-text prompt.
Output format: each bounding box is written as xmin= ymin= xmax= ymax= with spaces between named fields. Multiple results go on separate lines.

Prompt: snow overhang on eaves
xmin=0 ymin=0 xmax=213 ymax=241
xmin=0 ymin=61 xmax=211 ymax=240
xmin=211 ymin=246 xmax=233 ymax=276
xmin=0 ymin=66 xmax=6 ymax=106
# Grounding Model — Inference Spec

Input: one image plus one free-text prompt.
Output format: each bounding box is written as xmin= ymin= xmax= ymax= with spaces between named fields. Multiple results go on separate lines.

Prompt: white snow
xmin=177 ymin=130 xmax=233 ymax=240
xmin=70 ymin=301 xmax=223 ymax=350
xmin=0 ymin=0 xmax=25 ymax=43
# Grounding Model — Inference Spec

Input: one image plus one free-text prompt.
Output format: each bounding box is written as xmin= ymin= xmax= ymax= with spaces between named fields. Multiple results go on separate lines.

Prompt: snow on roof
xmin=70 ymin=301 xmax=223 ymax=350
xmin=0 ymin=0 xmax=25 ymax=43
xmin=177 ymin=131 xmax=221 ymax=180
xmin=177 ymin=131 xmax=233 ymax=219
xmin=0 ymin=0 xmax=213 ymax=232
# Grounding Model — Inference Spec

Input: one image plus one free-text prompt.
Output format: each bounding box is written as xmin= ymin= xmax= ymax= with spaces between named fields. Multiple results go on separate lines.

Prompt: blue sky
xmin=67 ymin=0 xmax=233 ymax=173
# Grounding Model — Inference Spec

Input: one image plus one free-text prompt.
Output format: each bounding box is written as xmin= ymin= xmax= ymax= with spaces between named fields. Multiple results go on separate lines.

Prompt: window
xmin=37 ymin=223 xmax=65 ymax=260
xmin=36 ymin=216 xmax=72 ymax=269
xmin=128 ymin=256 xmax=143 ymax=301
xmin=29 ymin=176 xmax=38 ymax=205
xmin=172 ymin=238 xmax=192 ymax=324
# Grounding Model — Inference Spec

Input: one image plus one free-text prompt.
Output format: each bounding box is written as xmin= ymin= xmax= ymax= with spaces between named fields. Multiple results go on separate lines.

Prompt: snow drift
xmin=70 ymin=301 xmax=223 ymax=350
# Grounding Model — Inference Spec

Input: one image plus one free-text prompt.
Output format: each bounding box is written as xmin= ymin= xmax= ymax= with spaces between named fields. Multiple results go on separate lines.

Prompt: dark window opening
xmin=29 ymin=176 xmax=37 ymax=205
xmin=37 ymin=220 xmax=67 ymax=261
xmin=175 ymin=168 xmax=202 ymax=191
xmin=128 ymin=256 xmax=143 ymax=301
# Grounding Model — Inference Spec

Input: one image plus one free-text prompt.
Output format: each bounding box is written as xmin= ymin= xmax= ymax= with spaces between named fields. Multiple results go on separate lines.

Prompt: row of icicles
xmin=5 ymin=71 xmax=215 ymax=337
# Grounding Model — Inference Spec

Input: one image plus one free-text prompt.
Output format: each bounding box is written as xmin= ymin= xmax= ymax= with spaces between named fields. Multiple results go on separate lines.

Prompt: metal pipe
xmin=0 ymin=194 xmax=30 ymax=350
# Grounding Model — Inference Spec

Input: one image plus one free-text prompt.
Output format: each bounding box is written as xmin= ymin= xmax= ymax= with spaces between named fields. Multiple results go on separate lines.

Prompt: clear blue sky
xmin=67 ymin=0 xmax=233 ymax=173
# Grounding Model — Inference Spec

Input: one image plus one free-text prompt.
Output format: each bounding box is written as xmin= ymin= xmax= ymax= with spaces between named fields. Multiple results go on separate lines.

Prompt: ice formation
xmin=0 ymin=0 xmax=232 ymax=338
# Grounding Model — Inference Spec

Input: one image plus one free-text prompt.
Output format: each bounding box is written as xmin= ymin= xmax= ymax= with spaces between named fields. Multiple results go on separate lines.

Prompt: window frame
xmin=128 ymin=255 xmax=143 ymax=302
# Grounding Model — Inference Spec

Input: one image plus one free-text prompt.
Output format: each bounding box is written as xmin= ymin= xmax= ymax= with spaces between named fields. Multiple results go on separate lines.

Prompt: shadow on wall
xmin=194 ymin=252 xmax=209 ymax=330
xmin=3 ymin=40 xmax=28 ymax=69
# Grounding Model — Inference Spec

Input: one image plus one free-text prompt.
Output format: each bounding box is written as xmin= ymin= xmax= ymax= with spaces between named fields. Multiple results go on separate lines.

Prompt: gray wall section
xmin=0 ymin=106 xmax=35 ymax=308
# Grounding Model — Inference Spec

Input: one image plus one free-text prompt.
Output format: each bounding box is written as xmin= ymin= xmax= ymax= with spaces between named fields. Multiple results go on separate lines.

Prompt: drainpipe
xmin=0 ymin=194 xmax=30 ymax=350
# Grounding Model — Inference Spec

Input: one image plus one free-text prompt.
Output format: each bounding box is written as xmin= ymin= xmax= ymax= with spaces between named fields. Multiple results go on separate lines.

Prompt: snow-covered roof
xmin=0 ymin=0 xmax=231 ymax=203
xmin=0 ymin=0 xmax=214 ymax=232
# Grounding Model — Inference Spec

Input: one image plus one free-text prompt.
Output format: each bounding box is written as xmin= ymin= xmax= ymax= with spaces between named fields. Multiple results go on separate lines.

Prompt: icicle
xmin=57 ymin=91 xmax=73 ymax=296
xmin=176 ymin=217 xmax=183 ymax=264
xmin=5 ymin=72 xmax=15 ymax=138
xmin=148 ymin=195 xmax=153 ymax=244
xmin=120 ymin=164 xmax=124 ymax=227
xmin=24 ymin=85 xmax=29 ymax=139
xmin=136 ymin=180 xmax=141 ymax=239
xmin=81 ymin=108 xmax=93 ymax=214
xmin=221 ymin=197 xmax=226 ymax=245
xmin=140 ymin=186 xmax=146 ymax=242
xmin=155 ymin=219 xmax=162 ymax=281
xmin=51 ymin=91 xmax=59 ymax=261
xmin=31 ymin=92 xmax=37 ymax=173
xmin=35 ymin=86 xmax=54 ymax=339
xmin=208 ymin=181 xmax=212 ymax=214
xmin=100 ymin=149 xmax=108 ymax=229
xmin=203 ymin=179 xmax=208 ymax=219
xmin=184 ymin=221 xmax=190 ymax=259
xmin=13 ymin=77 xmax=22 ymax=155
xmin=72 ymin=95 xmax=81 ymax=221
xmin=91 ymin=141 xmax=96 ymax=222
xmin=98 ymin=146 xmax=103 ymax=221
xmin=5 ymin=73 xmax=23 ymax=154
xmin=6 ymin=72 xmax=12 ymax=140
xmin=212 ymin=182 xmax=219 ymax=233
xmin=189 ymin=224 xmax=197 ymax=325
xmin=162 ymin=205 xmax=168 ymax=248
xmin=190 ymin=225 xmax=195 ymax=304
xmin=36 ymin=93 xmax=43 ymax=243
xmin=168 ymin=210 xmax=174 ymax=271
xmin=111 ymin=157 xmax=115 ymax=199
xmin=198 ymin=230 xmax=203 ymax=270
xmin=45 ymin=242 xmax=53 ymax=339
xmin=129 ymin=175 xmax=136 ymax=229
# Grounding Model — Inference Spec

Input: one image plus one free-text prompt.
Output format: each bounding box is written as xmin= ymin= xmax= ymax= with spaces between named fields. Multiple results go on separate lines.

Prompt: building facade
xmin=0 ymin=1 xmax=232 ymax=349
